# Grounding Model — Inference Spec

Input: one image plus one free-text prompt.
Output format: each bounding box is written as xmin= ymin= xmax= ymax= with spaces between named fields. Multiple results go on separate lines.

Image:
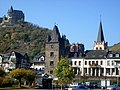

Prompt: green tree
xmin=0 ymin=68 xmax=5 ymax=77
xmin=24 ymin=70 xmax=36 ymax=86
xmin=54 ymin=57 xmax=75 ymax=90
xmin=9 ymin=69 xmax=26 ymax=87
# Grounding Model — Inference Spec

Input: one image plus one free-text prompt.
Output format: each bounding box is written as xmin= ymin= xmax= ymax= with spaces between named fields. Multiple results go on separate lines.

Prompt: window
xmin=11 ymin=58 xmax=16 ymax=63
xmin=85 ymin=61 xmax=87 ymax=65
xmin=50 ymin=61 xmax=54 ymax=66
xmin=96 ymin=47 xmax=98 ymax=50
xmin=92 ymin=61 xmax=95 ymax=64
xmin=40 ymin=56 xmax=44 ymax=61
xmin=116 ymin=54 xmax=119 ymax=57
xmin=51 ymin=45 xmax=54 ymax=48
xmin=50 ymin=70 xmax=53 ymax=74
xmin=89 ymin=61 xmax=91 ymax=65
xmin=96 ymin=61 xmax=98 ymax=65
xmin=10 ymin=63 xmax=15 ymax=67
xmin=84 ymin=68 xmax=87 ymax=73
xmin=101 ymin=61 xmax=103 ymax=65
xmin=50 ymin=52 xmax=54 ymax=57
xmin=109 ymin=54 xmax=113 ymax=57
xmin=112 ymin=61 xmax=114 ymax=66
xmin=79 ymin=61 xmax=81 ymax=65
xmin=107 ymin=61 xmax=110 ymax=66
xmin=74 ymin=61 xmax=77 ymax=65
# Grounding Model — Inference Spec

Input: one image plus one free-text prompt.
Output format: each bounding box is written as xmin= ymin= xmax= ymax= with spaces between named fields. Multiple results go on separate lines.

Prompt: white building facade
xmin=70 ymin=51 xmax=120 ymax=77
xmin=69 ymin=21 xmax=120 ymax=78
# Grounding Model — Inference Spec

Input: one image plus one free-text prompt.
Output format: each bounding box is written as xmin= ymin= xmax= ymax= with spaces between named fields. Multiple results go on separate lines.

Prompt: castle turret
xmin=8 ymin=6 xmax=13 ymax=14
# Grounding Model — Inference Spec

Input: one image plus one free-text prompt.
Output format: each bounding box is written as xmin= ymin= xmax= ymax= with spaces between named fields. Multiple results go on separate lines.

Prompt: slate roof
xmin=46 ymin=25 xmax=61 ymax=43
xmin=84 ymin=50 xmax=107 ymax=59
xmin=32 ymin=53 xmax=44 ymax=63
xmin=106 ymin=51 xmax=120 ymax=59
xmin=97 ymin=21 xmax=105 ymax=42
xmin=84 ymin=50 xmax=120 ymax=59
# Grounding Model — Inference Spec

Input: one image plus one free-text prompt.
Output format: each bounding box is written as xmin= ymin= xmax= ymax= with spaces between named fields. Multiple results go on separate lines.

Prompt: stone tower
xmin=93 ymin=21 xmax=108 ymax=50
xmin=45 ymin=25 xmax=62 ymax=75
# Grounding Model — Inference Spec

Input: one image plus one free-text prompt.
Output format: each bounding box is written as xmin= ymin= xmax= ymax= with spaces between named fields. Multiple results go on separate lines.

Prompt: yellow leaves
xmin=8 ymin=69 xmax=36 ymax=87
xmin=9 ymin=69 xmax=26 ymax=79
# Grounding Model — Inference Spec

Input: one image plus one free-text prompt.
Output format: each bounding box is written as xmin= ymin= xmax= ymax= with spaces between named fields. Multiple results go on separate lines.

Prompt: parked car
xmin=85 ymin=81 xmax=100 ymax=88
xmin=107 ymin=84 xmax=120 ymax=90
xmin=34 ymin=83 xmax=43 ymax=89
xmin=70 ymin=82 xmax=79 ymax=87
xmin=72 ymin=85 xmax=90 ymax=90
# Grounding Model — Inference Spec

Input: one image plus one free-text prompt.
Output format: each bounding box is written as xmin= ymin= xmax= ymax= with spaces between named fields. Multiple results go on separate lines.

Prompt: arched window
xmin=96 ymin=47 xmax=98 ymax=50
xmin=100 ymin=47 xmax=102 ymax=50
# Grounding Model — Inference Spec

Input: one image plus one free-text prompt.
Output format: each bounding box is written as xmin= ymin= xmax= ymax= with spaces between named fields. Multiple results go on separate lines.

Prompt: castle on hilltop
xmin=0 ymin=6 xmax=24 ymax=25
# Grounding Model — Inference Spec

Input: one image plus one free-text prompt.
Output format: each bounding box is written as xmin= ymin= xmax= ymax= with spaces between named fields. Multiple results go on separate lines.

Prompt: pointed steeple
xmin=51 ymin=25 xmax=61 ymax=42
xmin=97 ymin=21 xmax=105 ymax=42
xmin=93 ymin=21 xmax=108 ymax=50
xmin=53 ymin=25 xmax=60 ymax=35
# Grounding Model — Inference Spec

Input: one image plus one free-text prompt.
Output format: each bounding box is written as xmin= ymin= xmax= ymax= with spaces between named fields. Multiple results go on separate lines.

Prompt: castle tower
xmin=7 ymin=6 xmax=14 ymax=23
xmin=45 ymin=25 xmax=61 ymax=75
xmin=8 ymin=6 xmax=13 ymax=15
xmin=93 ymin=21 xmax=108 ymax=50
xmin=7 ymin=6 xmax=24 ymax=24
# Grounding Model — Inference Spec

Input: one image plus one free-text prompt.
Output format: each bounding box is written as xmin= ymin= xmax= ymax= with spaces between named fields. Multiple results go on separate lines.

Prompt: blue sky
xmin=0 ymin=0 xmax=120 ymax=50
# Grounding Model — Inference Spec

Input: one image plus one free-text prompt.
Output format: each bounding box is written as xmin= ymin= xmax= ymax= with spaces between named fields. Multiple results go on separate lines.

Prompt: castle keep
xmin=0 ymin=6 xmax=24 ymax=25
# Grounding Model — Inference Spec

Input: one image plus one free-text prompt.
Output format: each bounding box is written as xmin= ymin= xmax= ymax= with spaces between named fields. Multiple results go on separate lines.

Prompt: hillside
xmin=0 ymin=22 xmax=52 ymax=59
xmin=109 ymin=42 xmax=120 ymax=51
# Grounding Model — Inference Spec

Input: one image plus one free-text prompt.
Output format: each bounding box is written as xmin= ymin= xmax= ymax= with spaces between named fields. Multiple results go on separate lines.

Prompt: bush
xmin=0 ymin=77 xmax=13 ymax=87
xmin=0 ymin=77 xmax=3 ymax=86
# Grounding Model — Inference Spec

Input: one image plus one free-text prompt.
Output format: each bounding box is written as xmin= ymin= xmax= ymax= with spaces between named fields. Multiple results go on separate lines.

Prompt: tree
xmin=0 ymin=68 xmax=5 ymax=77
xmin=24 ymin=70 xmax=36 ymax=86
xmin=9 ymin=69 xmax=25 ymax=87
xmin=54 ymin=57 xmax=75 ymax=90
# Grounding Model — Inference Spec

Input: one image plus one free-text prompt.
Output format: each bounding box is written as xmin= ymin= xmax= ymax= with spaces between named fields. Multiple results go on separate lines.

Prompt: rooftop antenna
xmin=100 ymin=14 xmax=102 ymax=22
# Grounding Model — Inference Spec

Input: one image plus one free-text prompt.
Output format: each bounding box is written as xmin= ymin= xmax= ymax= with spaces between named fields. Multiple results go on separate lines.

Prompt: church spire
xmin=93 ymin=21 xmax=108 ymax=50
xmin=97 ymin=21 xmax=105 ymax=42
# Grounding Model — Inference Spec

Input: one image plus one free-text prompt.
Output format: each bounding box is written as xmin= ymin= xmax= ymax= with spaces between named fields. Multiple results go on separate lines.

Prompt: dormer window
xmin=11 ymin=52 xmax=15 ymax=56
xmin=41 ymin=56 xmax=44 ymax=60
xmin=109 ymin=54 xmax=113 ymax=57
xmin=116 ymin=54 xmax=119 ymax=57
